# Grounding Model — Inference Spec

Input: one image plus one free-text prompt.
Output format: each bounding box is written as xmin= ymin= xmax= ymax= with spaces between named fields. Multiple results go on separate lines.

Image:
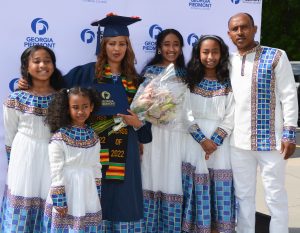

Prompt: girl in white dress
xmin=0 ymin=45 xmax=64 ymax=232
xmin=43 ymin=87 xmax=102 ymax=232
xmin=182 ymin=35 xmax=235 ymax=233
xmin=139 ymin=29 xmax=188 ymax=233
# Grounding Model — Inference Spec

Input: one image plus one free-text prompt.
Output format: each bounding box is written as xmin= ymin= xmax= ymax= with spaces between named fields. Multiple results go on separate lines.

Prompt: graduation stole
xmin=97 ymin=64 xmax=137 ymax=181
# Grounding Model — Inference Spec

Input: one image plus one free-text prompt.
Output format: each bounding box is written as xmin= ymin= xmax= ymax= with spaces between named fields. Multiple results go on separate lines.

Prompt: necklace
xmin=28 ymin=88 xmax=54 ymax=96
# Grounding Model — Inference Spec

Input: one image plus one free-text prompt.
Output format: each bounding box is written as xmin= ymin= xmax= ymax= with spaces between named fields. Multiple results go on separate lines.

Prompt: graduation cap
xmin=91 ymin=13 xmax=141 ymax=55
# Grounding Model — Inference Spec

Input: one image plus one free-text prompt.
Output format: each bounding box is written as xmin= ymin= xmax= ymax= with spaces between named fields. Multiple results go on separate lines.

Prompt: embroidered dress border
xmin=44 ymin=203 xmax=102 ymax=230
xmin=182 ymin=162 xmax=196 ymax=176
xmin=212 ymin=221 xmax=236 ymax=233
xmin=182 ymin=222 xmax=211 ymax=233
xmin=143 ymin=190 xmax=183 ymax=204
xmin=209 ymin=169 xmax=233 ymax=181
xmin=4 ymin=186 xmax=45 ymax=210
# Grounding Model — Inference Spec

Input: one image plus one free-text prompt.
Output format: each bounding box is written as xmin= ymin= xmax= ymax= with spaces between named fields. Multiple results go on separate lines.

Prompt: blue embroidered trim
xmin=197 ymin=79 xmax=230 ymax=91
xmin=4 ymin=91 xmax=52 ymax=116
xmin=188 ymin=124 xmax=206 ymax=143
xmin=211 ymin=127 xmax=228 ymax=146
xmin=142 ymin=65 xmax=187 ymax=77
xmin=282 ymin=126 xmax=296 ymax=144
xmin=252 ymin=47 xmax=280 ymax=151
xmin=192 ymin=79 xmax=231 ymax=98
xmin=51 ymin=186 xmax=67 ymax=207
xmin=50 ymin=125 xmax=98 ymax=148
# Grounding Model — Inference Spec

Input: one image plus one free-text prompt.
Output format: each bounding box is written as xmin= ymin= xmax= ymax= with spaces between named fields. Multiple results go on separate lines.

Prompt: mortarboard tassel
xmin=95 ymin=25 xmax=101 ymax=55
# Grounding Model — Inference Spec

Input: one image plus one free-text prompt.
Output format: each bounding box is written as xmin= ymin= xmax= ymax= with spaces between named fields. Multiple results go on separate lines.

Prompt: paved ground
xmin=256 ymin=130 xmax=300 ymax=233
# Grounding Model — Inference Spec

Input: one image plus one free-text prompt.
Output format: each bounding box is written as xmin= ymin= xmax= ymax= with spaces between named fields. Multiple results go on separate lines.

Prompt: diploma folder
xmin=94 ymin=83 xmax=129 ymax=116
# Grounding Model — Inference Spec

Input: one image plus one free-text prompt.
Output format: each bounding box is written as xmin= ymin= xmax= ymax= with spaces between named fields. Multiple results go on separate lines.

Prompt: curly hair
xmin=145 ymin=29 xmax=185 ymax=69
xmin=45 ymin=87 xmax=101 ymax=132
xmin=20 ymin=45 xmax=64 ymax=90
xmin=185 ymin=35 xmax=230 ymax=91
xmin=95 ymin=36 xmax=138 ymax=87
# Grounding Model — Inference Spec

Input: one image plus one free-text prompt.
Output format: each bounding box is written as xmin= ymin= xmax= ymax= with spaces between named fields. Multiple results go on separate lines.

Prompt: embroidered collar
xmin=235 ymin=42 xmax=261 ymax=57
xmin=197 ymin=79 xmax=229 ymax=91
xmin=143 ymin=65 xmax=187 ymax=78
xmin=51 ymin=125 xmax=98 ymax=148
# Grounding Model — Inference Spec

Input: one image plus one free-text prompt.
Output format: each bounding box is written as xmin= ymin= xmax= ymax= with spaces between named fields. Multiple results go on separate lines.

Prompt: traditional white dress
xmin=140 ymin=65 xmax=188 ymax=233
xmin=43 ymin=125 xmax=102 ymax=232
xmin=0 ymin=90 xmax=53 ymax=232
xmin=182 ymin=79 xmax=236 ymax=233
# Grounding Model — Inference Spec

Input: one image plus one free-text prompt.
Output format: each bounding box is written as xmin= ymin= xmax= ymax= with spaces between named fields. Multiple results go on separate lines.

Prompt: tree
xmin=261 ymin=0 xmax=300 ymax=60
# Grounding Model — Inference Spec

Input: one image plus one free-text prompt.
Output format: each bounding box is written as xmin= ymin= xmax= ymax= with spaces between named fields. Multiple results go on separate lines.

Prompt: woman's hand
xmin=117 ymin=109 xmax=143 ymax=129
xmin=18 ymin=78 xmax=29 ymax=90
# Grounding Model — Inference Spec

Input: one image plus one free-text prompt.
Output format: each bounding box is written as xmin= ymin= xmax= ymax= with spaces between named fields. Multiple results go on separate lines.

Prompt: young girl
xmin=43 ymin=87 xmax=102 ymax=232
xmin=0 ymin=45 xmax=63 ymax=232
xmin=183 ymin=35 xmax=235 ymax=233
xmin=139 ymin=29 xmax=187 ymax=232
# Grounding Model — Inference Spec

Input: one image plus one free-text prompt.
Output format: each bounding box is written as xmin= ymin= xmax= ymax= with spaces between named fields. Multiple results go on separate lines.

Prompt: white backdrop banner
xmin=0 ymin=0 xmax=262 ymax=201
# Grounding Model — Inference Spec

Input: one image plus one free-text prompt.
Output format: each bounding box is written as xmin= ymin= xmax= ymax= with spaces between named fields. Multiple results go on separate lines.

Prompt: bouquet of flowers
xmin=131 ymin=63 xmax=186 ymax=126
xmin=92 ymin=117 xmax=126 ymax=136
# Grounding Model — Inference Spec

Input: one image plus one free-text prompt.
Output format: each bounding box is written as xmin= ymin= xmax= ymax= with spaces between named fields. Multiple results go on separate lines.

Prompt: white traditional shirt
xmin=229 ymin=44 xmax=298 ymax=151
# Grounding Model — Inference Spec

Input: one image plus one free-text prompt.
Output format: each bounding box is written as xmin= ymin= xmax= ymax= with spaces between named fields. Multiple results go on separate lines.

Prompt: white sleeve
xmin=49 ymin=140 xmax=65 ymax=187
xmin=182 ymin=87 xmax=197 ymax=129
xmin=3 ymin=103 xmax=19 ymax=148
xmin=275 ymin=50 xmax=298 ymax=128
xmin=93 ymin=141 xmax=102 ymax=179
xmin=183 ymin=88 xmax=208 ymax=143
xmin=218 ymin=91 xmax=235 ymax=135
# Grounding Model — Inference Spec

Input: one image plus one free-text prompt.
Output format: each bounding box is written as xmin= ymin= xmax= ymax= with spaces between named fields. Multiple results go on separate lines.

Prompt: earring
xmin=158 ymin=51 xmax=161 ymax=54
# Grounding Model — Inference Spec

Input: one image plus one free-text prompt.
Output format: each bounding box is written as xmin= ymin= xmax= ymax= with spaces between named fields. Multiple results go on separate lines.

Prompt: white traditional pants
xmin=231 ymin=147 xmax=288 ymax=233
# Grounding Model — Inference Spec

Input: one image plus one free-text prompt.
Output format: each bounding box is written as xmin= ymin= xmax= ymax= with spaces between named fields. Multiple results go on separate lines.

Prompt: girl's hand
xmin=200 ymin=139 xmax=217 ymax=160
xmin=18 ymin=78 xmax=29 ymax=90
xmin=117 ymin=109 xmax=143 ymax=129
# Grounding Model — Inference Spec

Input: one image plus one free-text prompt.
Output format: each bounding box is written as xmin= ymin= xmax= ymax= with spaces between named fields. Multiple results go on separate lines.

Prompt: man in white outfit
xmin=227 ymin=12 xmax=298 ymax=233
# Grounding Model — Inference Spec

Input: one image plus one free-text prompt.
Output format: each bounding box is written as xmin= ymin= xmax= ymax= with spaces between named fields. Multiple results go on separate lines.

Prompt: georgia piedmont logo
xmin=9 ymin=78 xmax=19 ymax=92
xmin=231 ymin=0 xmax=240 ymax=4
xmin=81 ymin=29 xmax=95 ymax=44
xmin=101 ymin=91 xmax=111 ymax=100
xmin=101 ymin=91 xmax=115 ymax=107
xmin=24 ymin=18 xmax=55 ymax=48
xmin=31 ymin=18 xmax=49 ymax=35
xmin=188 ymin=0 xmax=212 ymax=9
xmin=187 ymin=33 xmax=199 ymax=47
xmin=142 ymin=24 xmax=163 ymax=52
xmin=149 ymin=24 xmax=163 ymax=40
